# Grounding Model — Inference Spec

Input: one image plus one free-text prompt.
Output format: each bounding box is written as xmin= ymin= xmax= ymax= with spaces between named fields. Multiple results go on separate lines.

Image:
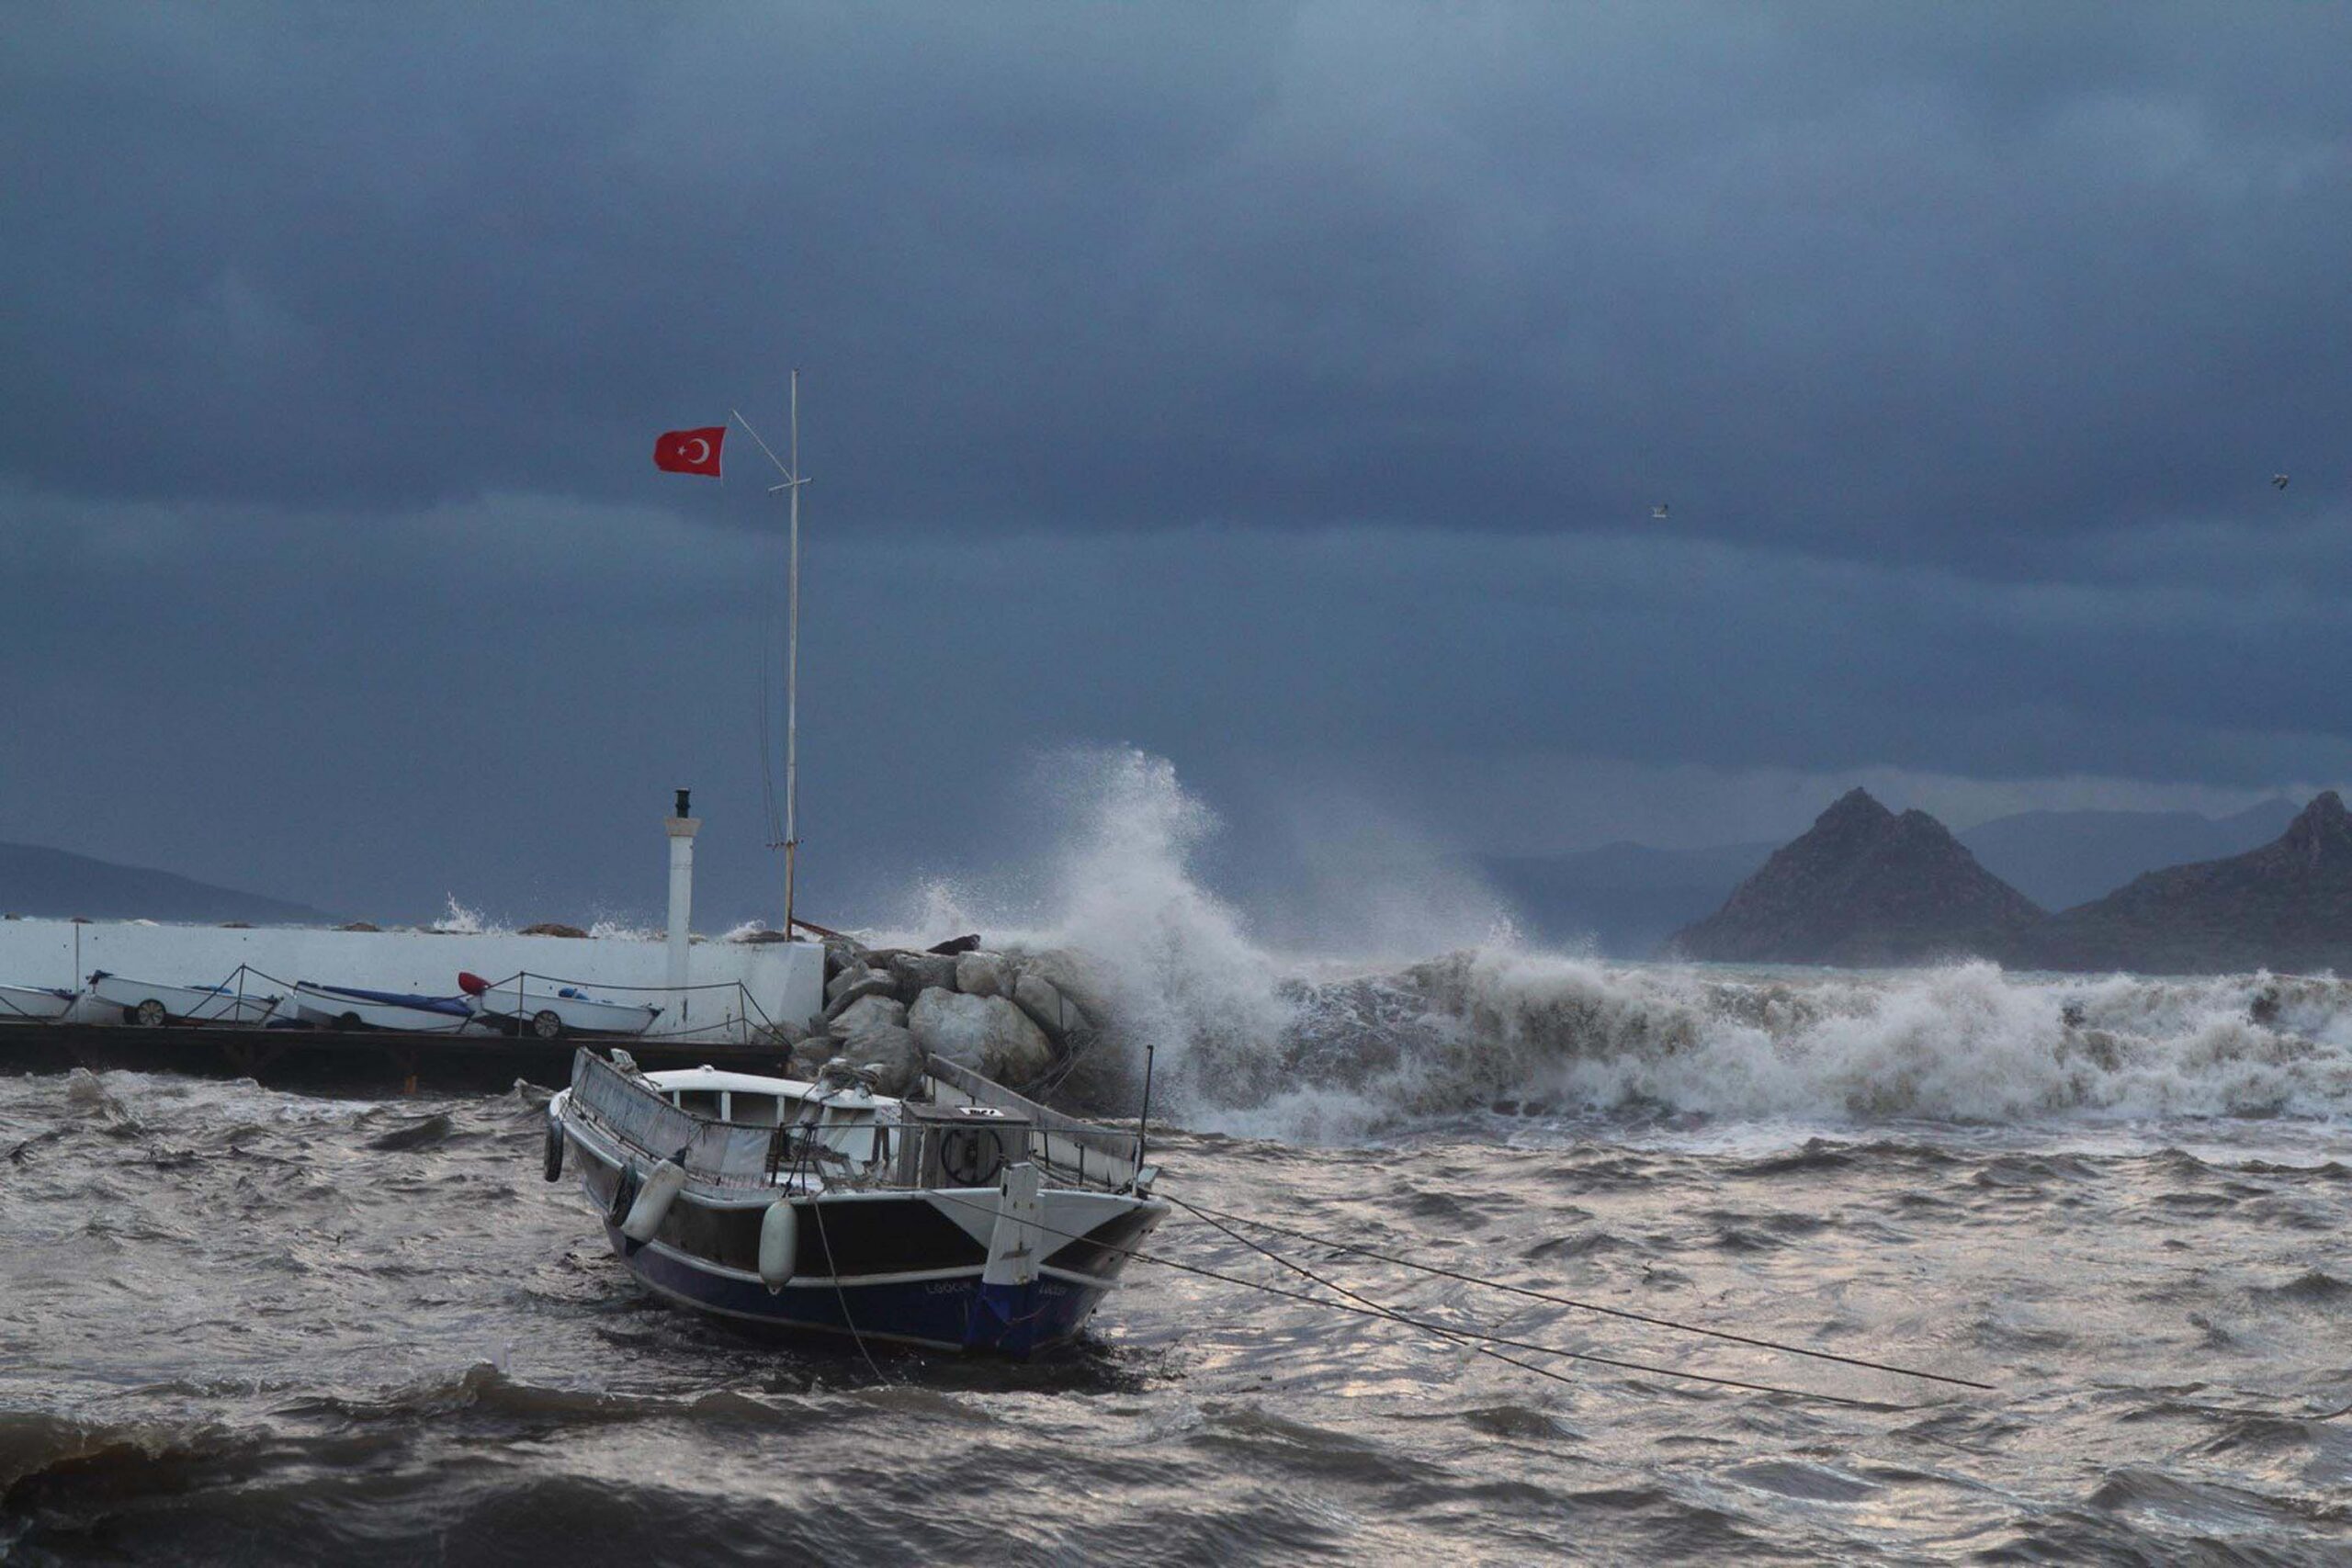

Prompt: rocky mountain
xmin=1958 ymin=798 xmax=2300 ymax=913
xmin=1669 ymin=789 xmax=2044 ymax=965
xmin=0 ymin=840 xmax=328 ymax=926
xmin=2022 ymin=793 xmax=2352 ymax=974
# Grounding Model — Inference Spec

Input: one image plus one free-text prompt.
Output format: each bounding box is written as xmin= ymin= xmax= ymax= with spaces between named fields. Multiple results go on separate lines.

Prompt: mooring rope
xmin=922 ymin=1190 xmax=1900 ymax=1409
xmin=1167 ymin=1188 xmax=1814 ymax=1406
xmin=1167 ymin=1194 xmax=1993 ymax=1392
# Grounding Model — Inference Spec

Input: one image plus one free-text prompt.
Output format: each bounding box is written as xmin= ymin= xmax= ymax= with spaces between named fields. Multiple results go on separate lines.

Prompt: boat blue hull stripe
xmin=605 ymin=1224 xmax=1107 ymax=1356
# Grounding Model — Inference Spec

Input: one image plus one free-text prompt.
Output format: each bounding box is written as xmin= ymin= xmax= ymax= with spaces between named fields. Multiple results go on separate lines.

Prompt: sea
xmin=6 ymin=757 xmax=2349 ymax=1564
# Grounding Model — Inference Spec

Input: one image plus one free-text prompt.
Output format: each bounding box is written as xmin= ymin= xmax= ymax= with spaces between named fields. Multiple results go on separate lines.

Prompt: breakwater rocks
xmin=783 ymin=935 xmax=1109 ymax=1097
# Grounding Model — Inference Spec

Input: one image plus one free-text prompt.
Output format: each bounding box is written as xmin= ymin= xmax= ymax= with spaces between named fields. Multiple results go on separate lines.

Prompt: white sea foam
xmin=864 ymin=750 xmax=2352 ymax=1141
xmin=425 ymin=896 xmax=491 ymax=935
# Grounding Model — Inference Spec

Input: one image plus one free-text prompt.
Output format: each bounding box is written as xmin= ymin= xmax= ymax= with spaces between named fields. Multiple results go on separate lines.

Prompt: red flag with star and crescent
xmin=654 ymin=426 xmax=726 ymax=477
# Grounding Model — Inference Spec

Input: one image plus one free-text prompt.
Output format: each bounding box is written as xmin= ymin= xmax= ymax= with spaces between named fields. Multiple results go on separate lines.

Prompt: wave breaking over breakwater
xmin=875 ymin=750 xmax=2352 ymax=1142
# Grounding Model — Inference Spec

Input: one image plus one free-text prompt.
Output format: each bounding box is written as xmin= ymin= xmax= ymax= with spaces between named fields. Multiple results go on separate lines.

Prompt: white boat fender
xmin=543 ymin=1113 xmax=564 ymax=1183
xmin=757 ymin=1199 xmax=799 ymax=1293
xmin=620 ymin=1157 xmax=688 ymax=1244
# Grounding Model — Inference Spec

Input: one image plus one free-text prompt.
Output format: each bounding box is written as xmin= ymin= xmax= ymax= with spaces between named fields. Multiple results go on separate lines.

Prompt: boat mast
xmin=784 ymin=370 xmax=802 ymax=938
xmin=729 ymin=376 xmax=809 ymax=940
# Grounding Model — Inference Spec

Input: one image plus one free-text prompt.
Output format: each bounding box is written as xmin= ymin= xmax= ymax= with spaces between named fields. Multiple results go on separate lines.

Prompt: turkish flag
xmin=654 ymin=426 xmax=726 ymax=477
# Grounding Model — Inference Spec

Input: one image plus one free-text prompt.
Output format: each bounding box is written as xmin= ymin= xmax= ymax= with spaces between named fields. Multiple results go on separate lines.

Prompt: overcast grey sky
xmin=5 ymin=3 xmax=2348 ymax=929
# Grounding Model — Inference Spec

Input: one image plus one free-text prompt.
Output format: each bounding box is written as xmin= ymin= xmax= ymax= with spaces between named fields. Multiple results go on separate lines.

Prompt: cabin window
xmin=673 ymin=1089 xmax=725 ymax=1120
xmin=730 ymin=1095 xmax=781 ymax=1127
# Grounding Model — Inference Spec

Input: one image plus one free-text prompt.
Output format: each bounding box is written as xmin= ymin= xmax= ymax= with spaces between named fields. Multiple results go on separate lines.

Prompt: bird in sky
xmin=2273 ymin=473 xmax=2290 ymax=491
xmin=1651 ymin=502 xmax=1670 ymax=519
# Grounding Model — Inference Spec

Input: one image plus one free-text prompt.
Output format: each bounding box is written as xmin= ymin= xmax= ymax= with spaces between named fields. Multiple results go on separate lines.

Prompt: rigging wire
xmin=1171 ymin=1189 xmax=1755 ymax=1405
xmin=1169 ymin=1195 xmax=1993 ymax=1392
xmin=921 ymin=1190 xmax=1903 ymax=1410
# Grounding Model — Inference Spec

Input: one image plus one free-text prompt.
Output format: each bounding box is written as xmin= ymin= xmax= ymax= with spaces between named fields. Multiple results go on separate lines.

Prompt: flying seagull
xmin=2274 ymin=473 xmax=2290 ymax=491
xmin=1651 ymin=502 xmax=1670 ymax=519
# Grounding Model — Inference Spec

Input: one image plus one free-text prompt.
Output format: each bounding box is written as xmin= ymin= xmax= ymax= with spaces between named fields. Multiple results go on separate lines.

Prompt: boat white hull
xmin=0 ymin=984 xmax=74 ymax=1022
xmin=86 ymin=973 xmax=280 ymax=1027
xmin=470 ymin=980 xmax=660 ymax=1039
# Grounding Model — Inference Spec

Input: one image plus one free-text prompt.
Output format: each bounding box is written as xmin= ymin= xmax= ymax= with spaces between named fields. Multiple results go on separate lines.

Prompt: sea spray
xmin=865 ymin=748 xmax=1296 ymax=1112
xmin=854 ymin=750 xmax=2352 ymax=1140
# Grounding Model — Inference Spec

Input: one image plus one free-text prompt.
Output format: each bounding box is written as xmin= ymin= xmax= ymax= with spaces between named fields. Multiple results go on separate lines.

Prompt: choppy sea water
xmin=5 ymin=1024 xmax=2349 ymax=1565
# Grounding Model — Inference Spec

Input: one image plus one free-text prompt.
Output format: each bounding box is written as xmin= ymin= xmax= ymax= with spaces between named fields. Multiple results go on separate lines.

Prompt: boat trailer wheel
xmin=531 ymin=1010 xmax=563 ymax=1040
xmin=132 ymin=998 xmax=167 ymax=1028
xmin=336 ymin=1012 xmax=365 ymax=1032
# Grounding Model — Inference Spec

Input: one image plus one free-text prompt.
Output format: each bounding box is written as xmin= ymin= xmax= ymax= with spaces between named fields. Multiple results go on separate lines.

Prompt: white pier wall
xmin=0 ymin=919 xmax=824 ymax=1041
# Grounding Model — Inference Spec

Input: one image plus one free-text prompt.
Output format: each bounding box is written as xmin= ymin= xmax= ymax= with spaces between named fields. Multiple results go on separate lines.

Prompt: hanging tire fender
xmin=757 ymin=1199 xmax=799 ymax=1293
xmin=606 ymin=1161 xmax=640 ymax=1228
xmin=619 ymin=1157 xmax=687 ymax=1244
xmin=543 ymin=1112 xmax=565 ymax=1183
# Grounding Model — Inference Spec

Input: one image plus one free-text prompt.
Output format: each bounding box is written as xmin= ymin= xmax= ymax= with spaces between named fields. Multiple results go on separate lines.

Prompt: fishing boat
xmin=459 ymin=971 xmax=661 ymax=1039
xmin=0 ymin=984 xmax=75 ymax=1022
xmin=291 ymin=981 xmax=476 ymax=1032
xmin=85 ymin=970 xmax=281 ymax=1027
xmin=545 ymin=1049 xmax=1167 ymax=1355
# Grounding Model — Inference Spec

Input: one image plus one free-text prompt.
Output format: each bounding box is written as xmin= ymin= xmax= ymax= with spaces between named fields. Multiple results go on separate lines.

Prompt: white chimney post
xmin=665 ymin=791 xmax=700 ymax=1004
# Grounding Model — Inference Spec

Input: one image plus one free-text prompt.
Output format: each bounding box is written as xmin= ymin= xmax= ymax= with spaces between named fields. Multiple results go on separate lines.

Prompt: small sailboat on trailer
xmin=458 ymin=971 xmax=660 ymax=1039
xmin=291 ymin=981 xmax=476 ymax=1032
xmin=547 ymin=1050 xmax=1166 ymax=1354
xmin=0 ymin=984 xmax=75 ymax=1022
xmin=86 ymin=970 xmax=281 ymax=1027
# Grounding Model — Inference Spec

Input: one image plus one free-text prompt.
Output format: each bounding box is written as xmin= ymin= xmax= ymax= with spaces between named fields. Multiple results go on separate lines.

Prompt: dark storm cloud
xmin=7 ymin=4 xmax=2352 ymax=920
xmin=6 ymin=3 xmax=2348 ymax=564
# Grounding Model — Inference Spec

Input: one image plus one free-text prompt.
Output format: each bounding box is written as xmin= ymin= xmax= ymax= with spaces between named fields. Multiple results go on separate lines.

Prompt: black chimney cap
xmin=674 ymin=788 xmax=691 ymax=818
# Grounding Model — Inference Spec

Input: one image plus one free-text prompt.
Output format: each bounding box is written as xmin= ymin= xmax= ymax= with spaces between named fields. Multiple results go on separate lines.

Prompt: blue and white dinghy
xmin=291 ymin=981 xmax=476 ymax=1032
xmin=546 ymin=1049 xmax=1167 ymax=1356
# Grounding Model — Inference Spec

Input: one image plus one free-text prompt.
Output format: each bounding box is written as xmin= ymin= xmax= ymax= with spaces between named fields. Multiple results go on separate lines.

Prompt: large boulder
xmin=834 ymin=1021 xmax=922 ymax=1097
xmin=1017 ymin=947 xmax=1118 ymax=1024
xmin=1011 ymin=971 xmax=1085 ymax=1047
xmin=955 ymin=950 xmax=1013 ymax=998
xmin=888 ymin=951 xmax=960 ymax=1000
xmin=907 ymin=988 xmax=1054 ymax=1087
xmin=824 ymin=964 xmax=897 ymax=1015
xmin=820 ymin=936 xmax=870 ymax=980
xmin=828 ymin=994 xmax=907 ymax=1037
xmin=786 ymin=1035 xmax=835 ymax=1080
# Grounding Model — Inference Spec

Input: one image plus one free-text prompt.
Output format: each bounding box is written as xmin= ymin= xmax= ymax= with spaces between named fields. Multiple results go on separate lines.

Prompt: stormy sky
xmin=5 ymin=3 xmax=2349 ymax=932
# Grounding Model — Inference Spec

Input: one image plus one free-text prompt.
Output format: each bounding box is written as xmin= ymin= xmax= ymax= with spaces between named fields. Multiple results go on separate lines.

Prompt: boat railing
xmin=921 ymin=1055 xmax=1146 ymax=1190
xmin=567 ymin=1048 xmax=1148 ymax=1194
xmin=568 ymin=1048 xmax=781 ymax=1187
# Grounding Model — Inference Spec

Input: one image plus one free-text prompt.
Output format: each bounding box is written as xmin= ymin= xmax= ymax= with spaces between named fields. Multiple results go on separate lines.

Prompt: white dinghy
xmin=0 ymin=984 xmax=75 ymax=1022
xmin=86 ymin=970 xmax=282 ymax=1027
xmin=459 ymin=972 xmax=660 ymax=1040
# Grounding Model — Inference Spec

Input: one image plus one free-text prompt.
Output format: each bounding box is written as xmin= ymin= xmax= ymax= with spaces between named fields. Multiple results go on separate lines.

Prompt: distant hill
xmin=2022 ymin=793 xmax=2352 ymax=974
xmin=0 ymin=840 xmax=329 ymax=926
xmin=1483 ymin=841 xmax=1775 ymax=955
xmin=1957 ymin=799 xmax=2300 ymax=912
xmin=1487 ymin=802 xmax=2302 ymax=956
xmin=1670 ymin=789 xmax=2044 ymax=965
